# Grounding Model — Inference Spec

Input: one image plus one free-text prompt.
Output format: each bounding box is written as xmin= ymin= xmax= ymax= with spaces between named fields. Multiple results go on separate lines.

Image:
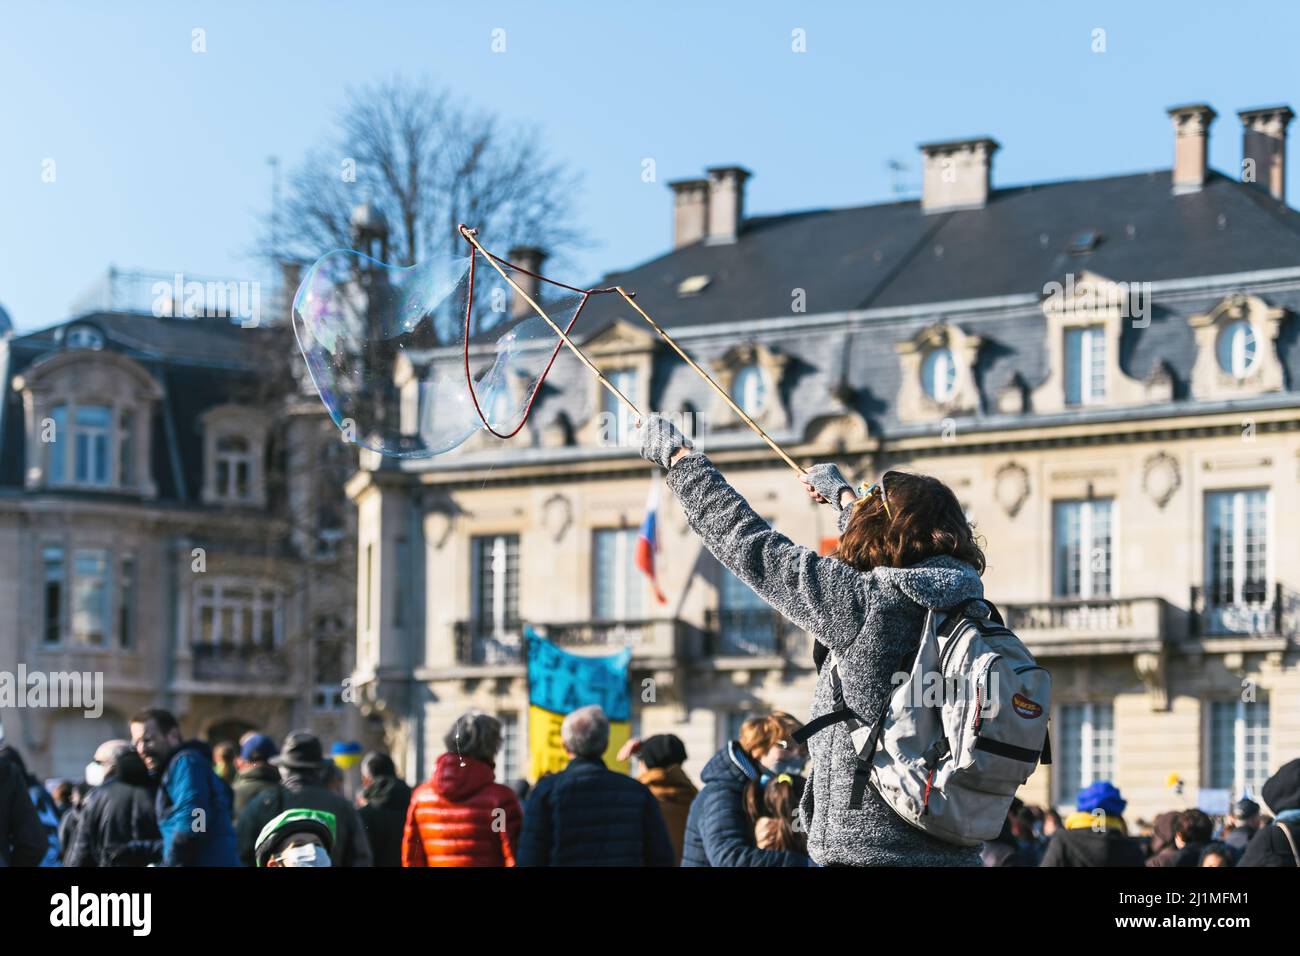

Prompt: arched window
xmin=731 ymin=364 xmax=767 ymax=415
xmin=921 ymin=348 xmax=957 ymax=402
xmin=1216 ymin=319 xmax=1257 ymax=379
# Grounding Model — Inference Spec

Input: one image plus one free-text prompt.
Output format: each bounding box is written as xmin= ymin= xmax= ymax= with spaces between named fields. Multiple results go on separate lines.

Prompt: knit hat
xmin=1077 ymin=780 xmax=1126 ymax=817
xmin=254 ymin=808 xmax=337 ymax=867
xmin=638 ymin=734 xmax=687 ymax=770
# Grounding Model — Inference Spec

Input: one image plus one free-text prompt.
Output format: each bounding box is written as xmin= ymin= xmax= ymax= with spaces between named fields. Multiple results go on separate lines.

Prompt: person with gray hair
xmin=403 ymin=711 xmax=523 ymax=866
xmin=518 ymin=705 xmax=675 ymax=866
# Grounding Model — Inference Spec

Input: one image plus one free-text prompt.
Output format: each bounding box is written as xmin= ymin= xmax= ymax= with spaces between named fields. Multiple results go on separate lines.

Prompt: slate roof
xmin=0 ymin=313 xmax=276 ymax=497
xmin=409 ymin=167 xmax=1300 ymax=468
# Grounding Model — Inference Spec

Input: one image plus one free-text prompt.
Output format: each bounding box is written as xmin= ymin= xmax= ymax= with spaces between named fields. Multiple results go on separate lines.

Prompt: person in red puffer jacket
xmin=402 ymin=711 xmax=523 ymax=867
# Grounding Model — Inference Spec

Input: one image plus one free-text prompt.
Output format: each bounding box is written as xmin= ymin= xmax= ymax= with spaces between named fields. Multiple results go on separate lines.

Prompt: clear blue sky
xmin=3 ymin=0 xmax=1298 ymax=332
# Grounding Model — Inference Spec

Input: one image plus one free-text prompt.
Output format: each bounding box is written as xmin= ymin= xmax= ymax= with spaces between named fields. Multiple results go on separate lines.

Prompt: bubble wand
xmin=459 ymin=225 xmax=805 ymax=476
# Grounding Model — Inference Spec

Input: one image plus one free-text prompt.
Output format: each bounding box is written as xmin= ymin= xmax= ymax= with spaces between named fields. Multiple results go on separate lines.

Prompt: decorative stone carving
xmin=1142 ymin=452 xmax=1181 ymax=509
xmin=708 ymin=341 xmax=790 ymax=432
xmin=1134 ymin=652 xmax=1168 ymax=711
xmin=1188 ymin=294 xmax=1287 ymax=399
xmin=541 ymin=493 xmax=573 ymax=543
xmin=895 ymin=321 xmax=983 ymax=422
xmin=994 ymin=461 xmax=1030 ymax=518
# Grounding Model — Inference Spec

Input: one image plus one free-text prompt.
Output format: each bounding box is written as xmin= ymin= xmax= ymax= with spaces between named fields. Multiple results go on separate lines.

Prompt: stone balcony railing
xmin=1002 ymin=597 xmax=1172 ymax=655
xmin=453 ymin=618 xmax=689 ymax=667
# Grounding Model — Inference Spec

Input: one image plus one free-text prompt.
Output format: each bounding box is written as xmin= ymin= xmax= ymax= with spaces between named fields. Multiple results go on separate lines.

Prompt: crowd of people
xmin=1 ymin=701 xmax=1297 ymax=867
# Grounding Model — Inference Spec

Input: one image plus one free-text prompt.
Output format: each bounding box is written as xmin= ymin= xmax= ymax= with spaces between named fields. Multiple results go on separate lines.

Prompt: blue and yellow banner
xmin=526 ymin=627 xmax=632 ymax=781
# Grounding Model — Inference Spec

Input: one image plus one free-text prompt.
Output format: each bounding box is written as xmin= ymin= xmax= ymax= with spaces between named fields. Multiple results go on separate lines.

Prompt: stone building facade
xmin=350 ymin=102 xmax=1300 ymax=820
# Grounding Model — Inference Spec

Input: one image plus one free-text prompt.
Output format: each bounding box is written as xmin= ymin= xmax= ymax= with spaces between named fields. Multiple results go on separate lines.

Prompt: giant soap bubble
xmin=292 ymin=246 xmax=587 ymax=458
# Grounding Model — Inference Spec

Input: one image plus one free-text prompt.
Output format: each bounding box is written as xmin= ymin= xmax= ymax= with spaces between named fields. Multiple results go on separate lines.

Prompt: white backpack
xmin=796 ymin=598 xmax=1052 ymax=847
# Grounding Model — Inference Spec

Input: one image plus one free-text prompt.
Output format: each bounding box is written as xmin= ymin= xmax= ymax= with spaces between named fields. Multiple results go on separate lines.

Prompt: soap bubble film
xmin=292 ymin=247 xmax=586 ymax=458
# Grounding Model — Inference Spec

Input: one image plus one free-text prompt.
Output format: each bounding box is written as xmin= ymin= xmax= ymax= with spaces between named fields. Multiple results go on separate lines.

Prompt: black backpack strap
xmin=943 ymin=596 xmax=1004 ymax=627
xmin=792 ymin=665 xmax=862 ymax=746
xmin=1040 ymin=724 xmax=1052 ymax=766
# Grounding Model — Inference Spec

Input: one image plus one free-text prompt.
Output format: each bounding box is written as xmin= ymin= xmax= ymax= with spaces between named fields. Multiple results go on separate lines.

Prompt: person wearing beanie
xmin=255 ymin=808 xmax=336 ymax=867
xmin=1039 ymin=781 xmax=1145 ymax=867
xmin=621 ymin=735 xmax=698 ymax=865
xmin=232 ymin=733 xmax=280 ymax=819
xmin=1239 ymin=758 xmax=1300 ymax=867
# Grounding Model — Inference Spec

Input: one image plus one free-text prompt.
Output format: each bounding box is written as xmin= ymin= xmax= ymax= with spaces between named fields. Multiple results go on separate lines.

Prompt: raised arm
xmin=640 ymin=416 xmax=874 ymax=654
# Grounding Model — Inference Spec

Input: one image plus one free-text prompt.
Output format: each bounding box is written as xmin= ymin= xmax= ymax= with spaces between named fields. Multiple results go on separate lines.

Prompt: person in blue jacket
xmin=518 ymin=705 xmax=674 ymax=867
xmin=130 ymin=708 xmax=239 ymax=867
xmin=682 ymin=712 xmax=811 ymax=867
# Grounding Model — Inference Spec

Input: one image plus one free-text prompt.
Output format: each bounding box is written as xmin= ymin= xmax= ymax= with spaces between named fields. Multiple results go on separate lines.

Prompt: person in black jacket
xmin=356 ymin=752 xmax=411 ymax=868
xmin=0 ymin=753 xmax=46 ymax=867
xmin=518 ymin=705 xmax=674 ymax=867
xmin=0 ymin=744 xmax=61 ymax=866
xmin=1239 ymin=758 xmax=1300 ymax=867
xmin=66 ymin=742 xmax=160 ymax=867
xmin=235 ymin=731 xmax=372 ymax=867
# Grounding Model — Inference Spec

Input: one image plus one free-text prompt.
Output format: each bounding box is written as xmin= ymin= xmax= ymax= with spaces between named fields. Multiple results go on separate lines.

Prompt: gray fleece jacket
xmin=666 ymin=452 xmax=984 ymax=867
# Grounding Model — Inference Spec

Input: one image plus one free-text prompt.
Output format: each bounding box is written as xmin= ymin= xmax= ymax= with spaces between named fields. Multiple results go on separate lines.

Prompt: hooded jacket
xmin=1239 ymin=758 xmax=1300 ymax=867
xmin=156 ymin=740 xmax=239 ymax=867
xmin=358 ymin=774 xmax=413 ymax=867
xmin=666 ymin=454 xmax=983 ymax=866
xmin=236 ymin=768 xmax=373 ymax=867
xmin=403 ymin=753 xmax=521 ymax=866
xmin=639 ymin=764 xmax=698 ymax=865
xmin=681 ymin=742 xmax=808 ymax=867
xmin=66 ymin=751 xmax=160 ymax=867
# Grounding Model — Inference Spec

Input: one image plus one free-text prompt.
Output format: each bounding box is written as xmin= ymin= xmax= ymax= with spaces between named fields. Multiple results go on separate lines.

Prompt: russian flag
xmin=636 ymin=477 xmax=668 ymax=605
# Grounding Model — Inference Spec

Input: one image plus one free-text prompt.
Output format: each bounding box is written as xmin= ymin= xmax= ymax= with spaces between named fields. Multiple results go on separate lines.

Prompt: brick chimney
xmin=508 ymin=246 xmax=546 ymax=318
xmin=705 ymin=166 xmax=751 ymax=244
xmin=1167 ymin=103 xmax=1217 ymax=194
xmin=669 ymin=178 xmax=709 ymax=248
xmin=1238 ymin=105 xmax=1294 ymax=201
xmin=919 ymin=137 xmax=999 ymax=214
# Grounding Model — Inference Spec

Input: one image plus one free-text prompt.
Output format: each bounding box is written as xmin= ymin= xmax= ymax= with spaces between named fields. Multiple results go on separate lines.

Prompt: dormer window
xmin=730 ymin=364 xmax=767 ymax=416
xmin=64 ymin=324 xmax=105 ymax=350
xmin=215 ymin=435 xmax=253 ymax=500
xmin=201 ymin=405 xmax=268 ymax=507
xmin=1216 ymin=319 xmax=1257 ymax=380
xmin=921 ymin=348 xmax=957 ymax=402
xmin=601 ymin=367 xmax=639 ymax=446
xmin=13 ymin=350 xmax=160 ymax=497
xmin=1064 ymin=325 xmax=1106 ymax=406
xmin=1189 ymin=294 xmax=1286 ymax=399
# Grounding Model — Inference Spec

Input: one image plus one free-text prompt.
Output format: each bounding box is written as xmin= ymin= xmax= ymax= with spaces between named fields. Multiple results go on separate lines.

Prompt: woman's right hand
xmin=800 ymin=463 xmax=856 ymax=512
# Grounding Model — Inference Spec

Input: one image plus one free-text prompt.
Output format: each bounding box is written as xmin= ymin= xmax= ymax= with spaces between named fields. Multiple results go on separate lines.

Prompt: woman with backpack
xmin=641 ymin=415 xmax=989 ymax=866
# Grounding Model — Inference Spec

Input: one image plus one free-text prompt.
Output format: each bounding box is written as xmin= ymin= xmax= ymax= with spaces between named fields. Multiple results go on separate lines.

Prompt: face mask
xmin=279 ymin=844 xmax=331 ymax=868
xmin=84 ymin=762 xmax=106 ymax=788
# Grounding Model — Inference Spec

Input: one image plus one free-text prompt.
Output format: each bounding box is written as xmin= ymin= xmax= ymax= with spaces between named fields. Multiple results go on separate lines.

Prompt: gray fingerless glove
xmin=805 ymin=463 xmax=856 ymax=512
xmin=639 ymin=414 xmax=692 ymax=470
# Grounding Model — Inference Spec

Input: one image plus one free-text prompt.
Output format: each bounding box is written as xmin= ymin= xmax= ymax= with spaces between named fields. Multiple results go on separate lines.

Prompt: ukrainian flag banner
xmin=526 ymin=627 xmax=632 ymax=781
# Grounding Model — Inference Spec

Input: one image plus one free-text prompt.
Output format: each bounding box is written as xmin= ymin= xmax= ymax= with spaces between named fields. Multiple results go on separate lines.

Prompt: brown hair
xmin=834 ymin=470 xmax=985 ymax=575
xmin=759 ymin=774 xmax=808 ymax=855
xmin=739 ymin=711 xmax=805 ymax=824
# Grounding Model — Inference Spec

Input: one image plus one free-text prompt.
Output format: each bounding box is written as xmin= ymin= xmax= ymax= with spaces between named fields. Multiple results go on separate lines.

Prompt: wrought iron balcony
xmin=191 ymin=642 xmax=289 ymax=682
xmin=701 ymin=607 xmax=810 ymax=661
xmin=1190 ymin=583 xmax=1299 ymax=639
